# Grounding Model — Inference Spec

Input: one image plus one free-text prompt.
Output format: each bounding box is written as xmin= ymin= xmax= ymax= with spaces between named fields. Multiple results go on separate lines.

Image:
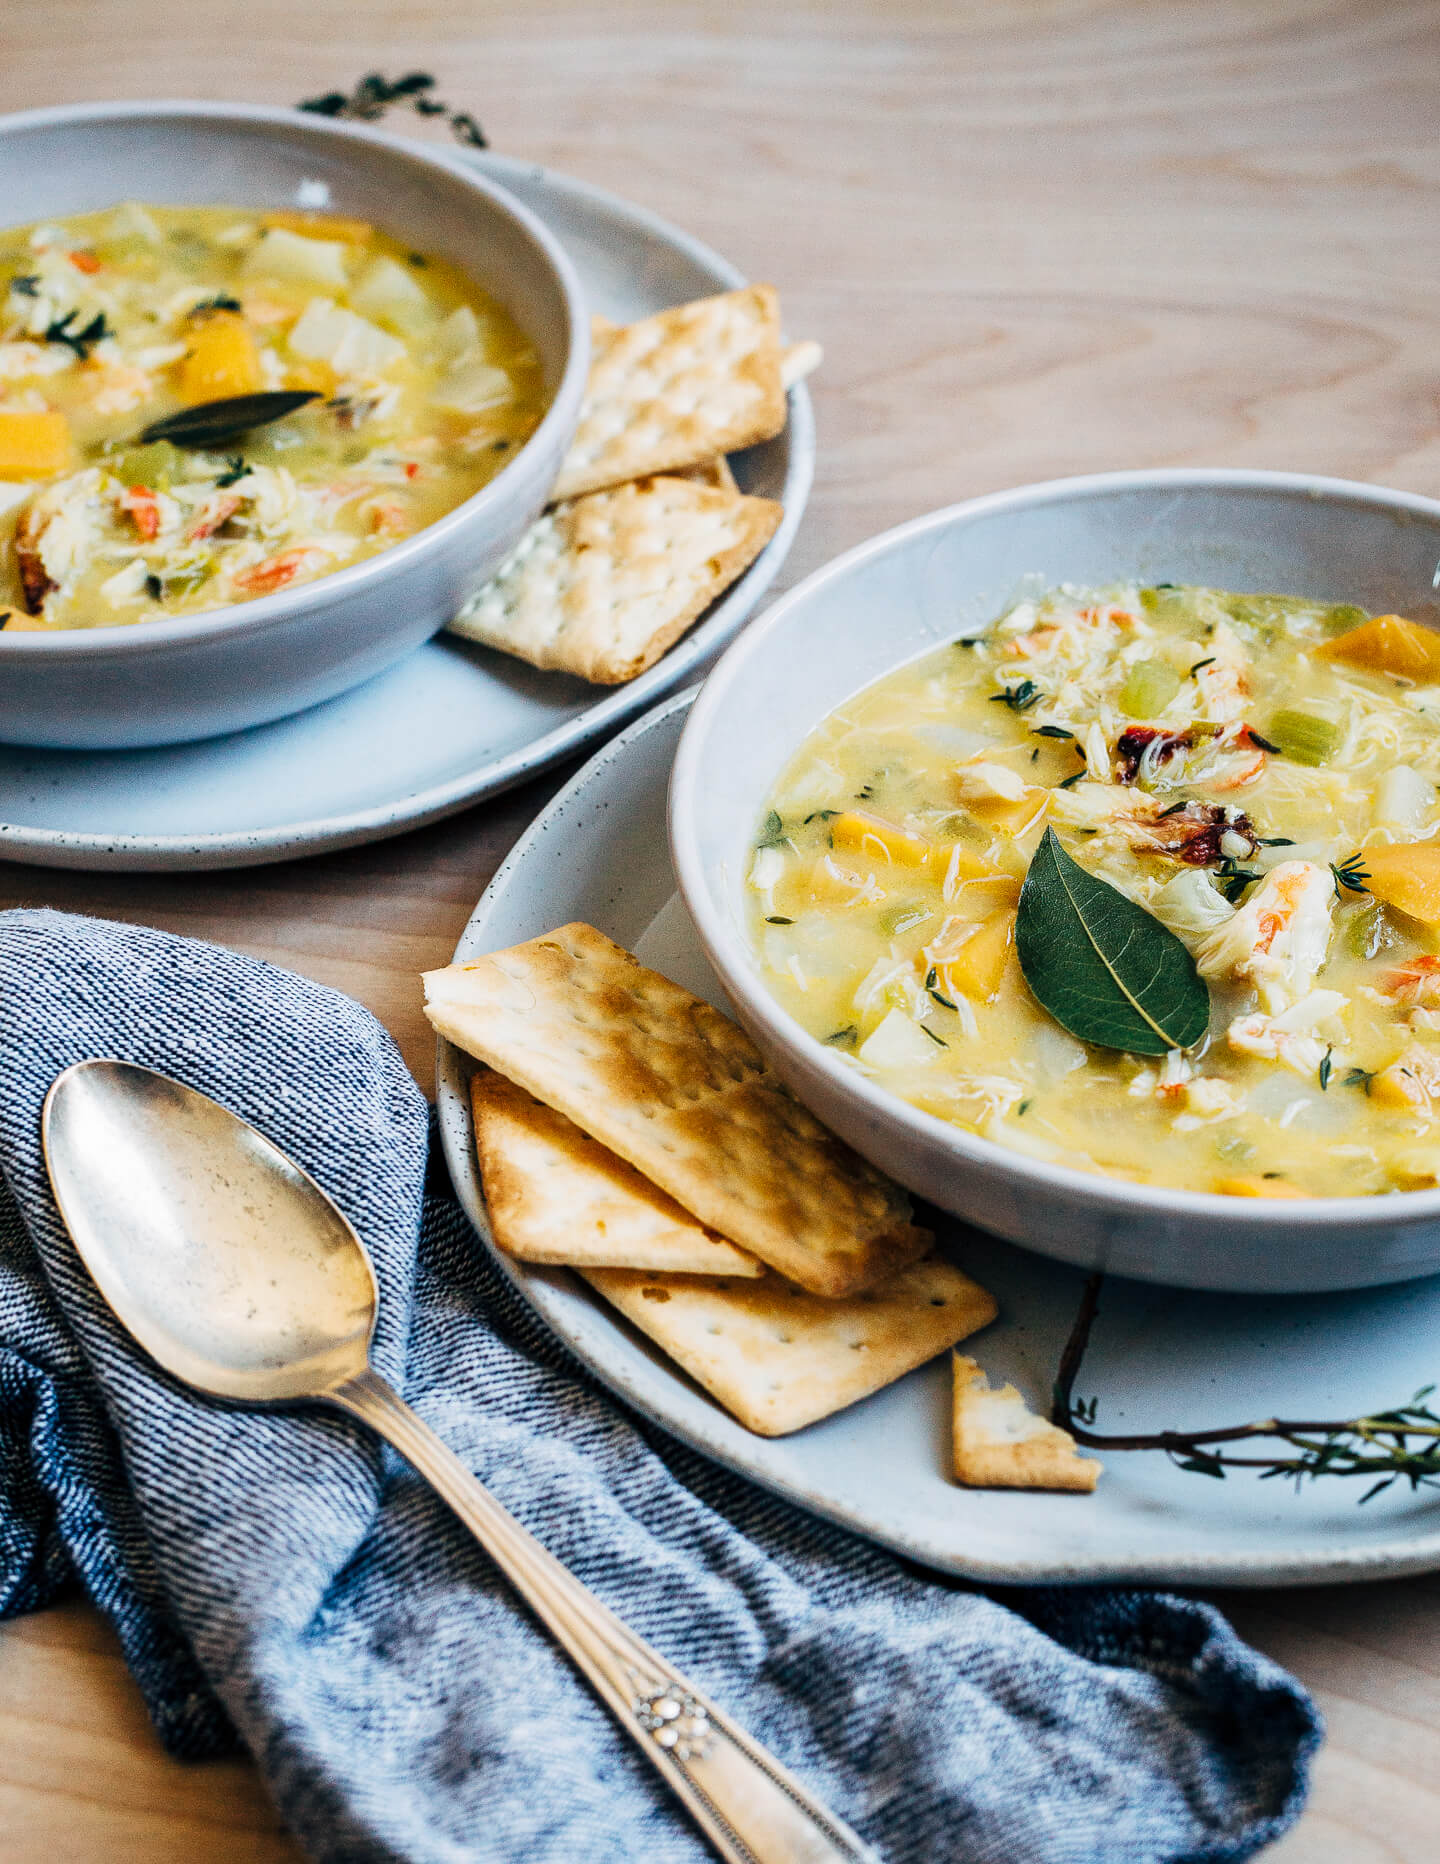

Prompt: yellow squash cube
xmin=262 ymin=210 xmax=375 ymax=244
xmin=0 ymin=409 xmax=71 ymax=480
xmin=1368 ymin=1065 xmax=1430 ymax=1112
xmin=830 ymin=809 xmax=933 ymax=868
xmin=1315 ymin=613 xmax=1440 ymax=685
xmin=934 ymin=909 xmax=1015 ymax=1002
xmin=1359 ymin=840 xmax=1440 ymax=928
xmin=180 ymin=311 xmax=263 ymax=402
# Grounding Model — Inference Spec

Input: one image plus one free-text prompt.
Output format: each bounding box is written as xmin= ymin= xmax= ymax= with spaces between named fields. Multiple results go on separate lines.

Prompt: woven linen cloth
xmin=0 ymin=907 xmax=1320 ymax=1863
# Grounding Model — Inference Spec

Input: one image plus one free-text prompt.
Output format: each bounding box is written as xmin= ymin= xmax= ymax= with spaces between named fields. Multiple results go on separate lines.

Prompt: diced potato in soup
xmin=0 ymin=203 xmax=547 ymax=627
xmin=750 ymin=583 xmax=1440 ymax=1198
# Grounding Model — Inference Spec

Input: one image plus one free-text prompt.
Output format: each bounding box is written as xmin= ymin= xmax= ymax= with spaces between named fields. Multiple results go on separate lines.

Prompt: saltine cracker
xmin=951 ymin=1355 xmax=1102 ymax=1492
xmin=424 ymin=923 xmax=926 ymax=1296
xmin=581 ymin=1255 xmax=997 ymax=1436
xmin=470 ymin=1070 xmax=761 ymax=1275
xmin=447 ymin=474 xmax=781 ymax=685
xmin=553 ymin=286 xmax=786 ymax=500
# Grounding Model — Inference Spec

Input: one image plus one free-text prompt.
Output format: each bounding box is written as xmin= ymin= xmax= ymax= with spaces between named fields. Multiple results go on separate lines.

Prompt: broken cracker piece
xmin=471 ymin=1069 xmax=761 ymax=1275
xmin=780 ymin=338 xmax=822 ymax=390
xmin=583 ymin=1254 xmax=997 ymax=1436
xmin=424 ymin=922 xmax=926 ymax=1296
xmin=553 ymin=286 xmax=786 ymax=500
xmin=951 ymin=1355 xmax=1101 ymax=1492
xmin=447 ymin=474 xmax=781 ymax=685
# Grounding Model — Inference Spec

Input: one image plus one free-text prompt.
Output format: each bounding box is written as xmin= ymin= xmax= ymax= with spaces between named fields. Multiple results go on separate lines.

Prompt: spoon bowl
xmin=43 ymin=1059 xmax=375 ymax=1402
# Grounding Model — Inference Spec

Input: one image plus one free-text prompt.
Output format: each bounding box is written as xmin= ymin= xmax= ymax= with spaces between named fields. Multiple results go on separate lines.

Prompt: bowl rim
xmin=671 ymin=465 xmax=1440 ymax=1229
xmin=0 ymin=98 xmax=590 ymax=658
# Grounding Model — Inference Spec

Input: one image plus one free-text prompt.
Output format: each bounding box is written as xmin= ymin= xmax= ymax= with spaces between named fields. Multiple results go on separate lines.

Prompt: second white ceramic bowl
xmin=0 ymin=102 xmax=589 ymax=748
xmin=671 ymin=469 xmax=1440 ymax=1293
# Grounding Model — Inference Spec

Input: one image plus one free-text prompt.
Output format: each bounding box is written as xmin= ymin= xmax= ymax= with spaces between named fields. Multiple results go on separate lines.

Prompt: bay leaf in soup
xmin=1016 ymin=828 xmax=1210 ymax=1055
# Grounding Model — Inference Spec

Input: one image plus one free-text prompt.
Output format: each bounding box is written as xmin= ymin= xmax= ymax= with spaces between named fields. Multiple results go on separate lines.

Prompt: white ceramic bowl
xmin=0 ymin=102 xmax=589 ymax=749
xmin=671 ymin=469 xmax=1440 ymax=1294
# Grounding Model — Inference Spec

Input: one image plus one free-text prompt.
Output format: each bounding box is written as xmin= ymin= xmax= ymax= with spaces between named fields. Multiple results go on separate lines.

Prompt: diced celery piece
xmin=878 ymin=902 xmax=933 ymax=936
xmin=102 ymin=440 xmax=188 ymax=488
xmin=1138 ymin=585 xmax=1227 ymax=628
xmin=1321 ymin=602 xmax=1368 ymax=635
xmin=1214 ymin=1131 xmax=1255 ymax=1163
xmin=1119 ymin=658 xmax=1182 ymax=719
xmin=1224 ymin=593 xmax=1294 ymax=624
xmin=1343 ymin=899 xmax=1399 ymax=961
xmin=1266 ymin=708 xmax=1344 ymax=766
xmin=156 ymin=560 xmax=215 ymax=597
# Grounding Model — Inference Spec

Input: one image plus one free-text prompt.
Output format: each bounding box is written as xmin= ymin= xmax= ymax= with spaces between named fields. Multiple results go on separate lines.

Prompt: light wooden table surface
xmin=2 ymin=3 xmax=1439 ymax=1859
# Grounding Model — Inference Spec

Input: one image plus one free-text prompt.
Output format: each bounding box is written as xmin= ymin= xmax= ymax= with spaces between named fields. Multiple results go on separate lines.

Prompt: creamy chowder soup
xmin=750 ymin=583 xmax=1440 ymax=1198
xmin=0 ymin=203 xmax=546 ymax=627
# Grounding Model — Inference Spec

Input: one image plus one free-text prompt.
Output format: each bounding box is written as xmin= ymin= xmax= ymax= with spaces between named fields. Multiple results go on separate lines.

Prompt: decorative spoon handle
xmin=329 ymin=1367 xmax=877 ymax=1864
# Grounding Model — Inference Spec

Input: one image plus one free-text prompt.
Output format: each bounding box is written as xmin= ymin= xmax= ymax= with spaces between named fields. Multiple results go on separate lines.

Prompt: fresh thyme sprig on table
xmin=298 ymin=73 xmax=488 ymax=149
xmin=1050 ymin=1272 xmax=1440 ymax=1500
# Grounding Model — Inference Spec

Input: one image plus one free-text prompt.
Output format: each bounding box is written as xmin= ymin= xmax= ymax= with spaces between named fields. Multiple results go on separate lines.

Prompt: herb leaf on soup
xmin=1016 ymin=828 xmax=1211 ymax=1055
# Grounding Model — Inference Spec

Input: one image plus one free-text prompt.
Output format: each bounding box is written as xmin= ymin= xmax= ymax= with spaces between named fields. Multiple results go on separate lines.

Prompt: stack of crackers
xmin=447 ymin=286 xmax=816 ymax=685
xmin=423 ymin=921 xmax=1102 ymax=1488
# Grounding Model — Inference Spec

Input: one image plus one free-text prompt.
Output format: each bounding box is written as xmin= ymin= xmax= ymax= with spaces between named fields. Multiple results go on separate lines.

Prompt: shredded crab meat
xmin=1195 ymin=861 xmax=1335 ymax=1013
xmin=1226 ymin=989 xmax=1348 ymax=1077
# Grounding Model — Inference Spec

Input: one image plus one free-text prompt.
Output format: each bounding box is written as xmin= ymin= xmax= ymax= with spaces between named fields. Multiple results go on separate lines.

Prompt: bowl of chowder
xmin=0 ymin=102 xmax=588 ymax=747
xmin=671 ymin=470 xmax=1440 ymax=1293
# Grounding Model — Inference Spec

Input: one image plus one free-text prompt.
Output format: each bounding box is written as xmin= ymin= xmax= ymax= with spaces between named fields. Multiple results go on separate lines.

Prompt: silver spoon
xmin=42 ymin=1059 xmax=875 ymax=1864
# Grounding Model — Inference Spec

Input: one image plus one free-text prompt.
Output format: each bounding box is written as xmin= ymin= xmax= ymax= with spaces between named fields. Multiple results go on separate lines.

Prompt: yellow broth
xmin=0 ymin=203 xmax=546 ymax=627
xmin=749 ymin=583 xmax=1440 ymax=1198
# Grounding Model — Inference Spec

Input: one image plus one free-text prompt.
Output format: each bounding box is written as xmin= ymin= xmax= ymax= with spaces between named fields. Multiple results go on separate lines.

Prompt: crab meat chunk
xmin=1226 ymin=989 xmax=1348 ymax=1078
xmin=1195 ymin=860 xmax=1335 ymax=1013
xmin=952 ymin=757 xmax=1029 ymax=805
xmin=1191 ymin=621 xmax=1250 ymax=726
xmin=1172 ymin=1076 xmax=1246 ymax=1129
xmin=13 ymin=467 xmax=109 ymax=609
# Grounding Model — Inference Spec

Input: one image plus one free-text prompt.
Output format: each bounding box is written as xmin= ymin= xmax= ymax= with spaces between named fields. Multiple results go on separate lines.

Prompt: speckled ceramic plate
xmin=0 ymin=152 xmax=812 ymax=872
xmin=436 ymin=689 xmax=1440 ymax=1587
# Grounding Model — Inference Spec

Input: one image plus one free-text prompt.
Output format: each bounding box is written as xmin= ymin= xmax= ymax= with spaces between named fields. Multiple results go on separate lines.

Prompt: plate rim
xmin=437 ymin=686 xmax=1440 ymax=1589
xmin=0 ymin=149 xmax=813 ymax=872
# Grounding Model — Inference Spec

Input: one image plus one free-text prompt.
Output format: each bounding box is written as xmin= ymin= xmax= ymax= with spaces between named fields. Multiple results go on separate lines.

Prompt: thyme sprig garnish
xmin=189 ymin=293 xmax=243 ymax=318
xmin=44 ymin=309 xmax=112 ymax=360
xmin=923 ymin=966 xmax=958 ymax=1010
xmin=755 ymin=809 xmax=789 ymax=850
xmin=989 ymin=679 xmax=1043 ymax=712
xmin=298 ymin=72 xmax=488 ymax=148
xmin=1331 ymin=852 xmax=1372 ymax=896
xmin=1051 ymin=1273 xmax=1440 ymax=1499
xmin=1215 ymin=856 xmax=1261 ymax=904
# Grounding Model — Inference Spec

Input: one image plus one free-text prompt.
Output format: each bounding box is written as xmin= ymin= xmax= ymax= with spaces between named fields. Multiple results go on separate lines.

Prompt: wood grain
xmin=3 ymin=2 xmax=1440 ymax=1858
